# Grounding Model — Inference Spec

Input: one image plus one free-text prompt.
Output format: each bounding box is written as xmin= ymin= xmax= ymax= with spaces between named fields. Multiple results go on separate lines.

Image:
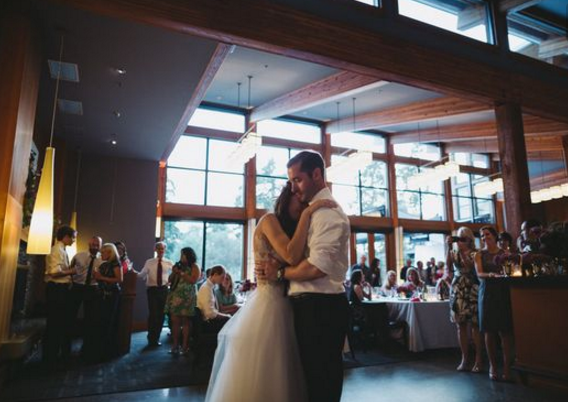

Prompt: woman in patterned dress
xmin=165 ymin=247 xmax=200 ymax=355
xmin=446 ymin=226 xmax=483 ymax=373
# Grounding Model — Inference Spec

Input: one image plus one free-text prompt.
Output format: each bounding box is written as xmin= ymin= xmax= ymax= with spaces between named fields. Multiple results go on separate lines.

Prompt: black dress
xmin=98 ymin=261 xmax=121 ymax=358
xmin=478 ymin=249 xmax=513 ymax=333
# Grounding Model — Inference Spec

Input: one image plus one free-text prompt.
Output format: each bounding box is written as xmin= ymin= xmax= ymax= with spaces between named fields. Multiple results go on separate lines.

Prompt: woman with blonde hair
xmin=93 ymin=243 xmax=123 ymax=360
xmin=446 ymin=226 xmax=483 ymax=373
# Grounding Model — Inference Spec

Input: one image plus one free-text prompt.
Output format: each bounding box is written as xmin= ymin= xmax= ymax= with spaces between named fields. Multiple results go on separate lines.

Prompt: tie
xmin=157 ymin=259 xmax=163 ymax=287
xmin=85 ymin=255 xmax=95 ymax=285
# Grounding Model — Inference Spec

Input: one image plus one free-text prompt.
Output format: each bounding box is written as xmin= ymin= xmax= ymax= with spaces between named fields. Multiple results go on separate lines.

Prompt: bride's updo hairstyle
xmin=274 ymin=182 xmax=297 ymax=239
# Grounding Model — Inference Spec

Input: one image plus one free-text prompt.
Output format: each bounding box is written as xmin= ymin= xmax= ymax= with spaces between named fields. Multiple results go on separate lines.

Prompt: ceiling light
xmin=116 ymin=68 xmax=126 ymax=75
xmin=111 ymin=139 xmax=117 ymax=145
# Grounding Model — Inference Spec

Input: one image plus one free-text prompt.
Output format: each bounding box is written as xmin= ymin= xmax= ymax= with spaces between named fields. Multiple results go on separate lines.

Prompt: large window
xmin=256 ymin=146 xmax=303 ymax=210
xmin=257 ymin=119 xmax=321 ymax=144
xmin=331 ymin=131 xmax=386 ymax=153
xmin=451 ymin=152 xmax=489 ymax=168
xmin=396 ymin=164 xmax=445 ymax=221
xmin=402 ymin=232 xmax=446 ymax=268
xmin=353 ymin=232 xmax=388 ymax=284
xmin=167 ymin=136 xmax=245 ymax=207
xmin=507 ymin=7 xmax=568 ymax=70
xmin=188 ymin=107 xmax=245 ymax=133
xmin=398 ymin=0 xmax=492 ymax=44
xmin=331 ymin=156 xmax=389 ymax=217
xmin=393 ymin=142 xmax=441 ymax=161
xmin=452 ymin=173 xmax=495 ymax=223
xmin=164 ymin=220 xmax=244 ymax=279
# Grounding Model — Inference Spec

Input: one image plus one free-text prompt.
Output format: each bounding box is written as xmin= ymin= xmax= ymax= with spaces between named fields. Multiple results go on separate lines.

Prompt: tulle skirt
xmin=205 ymin=283 xmax=307 ymax=402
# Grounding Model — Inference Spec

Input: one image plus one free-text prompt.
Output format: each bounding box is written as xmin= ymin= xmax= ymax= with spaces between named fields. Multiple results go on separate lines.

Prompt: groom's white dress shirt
xmin=289 ymin=187 xmax=350 ymax=296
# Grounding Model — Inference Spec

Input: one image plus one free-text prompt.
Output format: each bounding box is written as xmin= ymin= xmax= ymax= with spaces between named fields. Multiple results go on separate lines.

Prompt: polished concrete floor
xmin=39 ymin=351 xmax=567 ymax=402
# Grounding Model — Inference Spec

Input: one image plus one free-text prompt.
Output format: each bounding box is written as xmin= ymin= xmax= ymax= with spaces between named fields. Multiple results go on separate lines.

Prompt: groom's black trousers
xmin=291 ymin=293 xmax=349 ymax=402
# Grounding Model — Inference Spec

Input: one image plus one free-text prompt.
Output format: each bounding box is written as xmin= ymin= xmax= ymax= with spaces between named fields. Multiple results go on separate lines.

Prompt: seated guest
xmin=416 ymin=260 xmax=429 ymax=285
xmin=93 ymin=243 xmax=123 ymax=360
xmin=399 ymin=267 xmax=424 ymax=295
xmin=435 ymin=268 xmax=452 ymax=300
xmin=380 ymin=270 xmax=398 ymax=296
xmin=349 ymin=270 xmax=371 ymax=304
xmin=434 ymin=261 xmax=445 ymax=281
xmin=215 ymin=272 xmax=240 ymax=315
xmin=114 ymin=241 xmax=132 ymax=274
xmin=197 ymin=265 xmax=231 ymax=331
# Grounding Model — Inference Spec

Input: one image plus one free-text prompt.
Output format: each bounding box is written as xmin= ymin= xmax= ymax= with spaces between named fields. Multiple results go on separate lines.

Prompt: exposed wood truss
xmin=326 ymin=96 xmax=487 ymax=134
xmin=445 ymin=135 xmax=563 ymax=154
xmin=250 ymin=71 xmax=387 ymax=123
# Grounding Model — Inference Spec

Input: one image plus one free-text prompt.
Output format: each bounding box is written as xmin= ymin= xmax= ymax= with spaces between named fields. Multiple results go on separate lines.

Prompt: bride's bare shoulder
xmin=257 ymin=213 xmax=276 ymax=228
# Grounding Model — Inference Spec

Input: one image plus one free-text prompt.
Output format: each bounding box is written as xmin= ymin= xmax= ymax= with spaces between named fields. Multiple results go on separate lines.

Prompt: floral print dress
xmin=449 ymin=250 xmax=479 ymax=325
xmin=165 ymin=263 xmax=197 ymax=317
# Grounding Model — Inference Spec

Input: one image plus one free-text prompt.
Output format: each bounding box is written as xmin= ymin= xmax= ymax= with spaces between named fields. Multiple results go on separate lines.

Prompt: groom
xmin=256 ymin=150 xmax=350 ymax=402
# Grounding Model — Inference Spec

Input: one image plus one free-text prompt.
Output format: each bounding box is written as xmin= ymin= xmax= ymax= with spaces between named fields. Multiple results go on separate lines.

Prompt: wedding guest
xmin=197 ymin=265 xmax=231 ymax=331
xmin=69 ymin=236 xmax=102 ymax=360
xmin=93 ymin=243 xmax=123 ymax=360
xmin=498 ymin=232 xmax=516 ymax=254
xmin=165 ymin=247 xmax=200 ymax=355
xmin=399 ymin=258 xmax=413 ymax=281
xmin=114 ymin=241 xmax=132 ymax=275
xmin=435 ymin=261 xmax=445 ymax=281
xmin=399 ymin=267 xmax=423 ymax=295
xmin=435 ymin=268 xmax=452 ymax=300
xmin=366 ymin=258 xmax=381 ymax=287
xmin=447 ymin=227 xmax=482 ymax=373
xmin=426 ymin=257 xmax=436 ymax=286
xmin=43 ymin=225 xmax=77 ymax=365
xmin=349 ymin=270 xmax=371 ymax=303
xmin=138 ymin=242 xmax=174 ymax=347
xmin=416 ymin=260 xmax=429 ymax=285
xmin=475 ymin=226 xmax=513 ymax=382
xmin=350 ymin=254 xmax=369 ymax=279
xmin=380 ymin=270 xmax=398 ymax=296
xmin=215 ymin=272 xmax=240 ymax=315
xmin=517 ymin=219 xmax=542 ymax=252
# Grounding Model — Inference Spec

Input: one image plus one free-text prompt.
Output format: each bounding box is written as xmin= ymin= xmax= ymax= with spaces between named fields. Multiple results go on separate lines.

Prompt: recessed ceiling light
xmin=111 ymin=139 xmax=117 ymax=145
xmin=216 ymin=96 xmax=223 ymax=100
xmin=116 ymin=68 xmax=126 ymax=75
xmin=113 ymin=111 xmax=121 ymax=118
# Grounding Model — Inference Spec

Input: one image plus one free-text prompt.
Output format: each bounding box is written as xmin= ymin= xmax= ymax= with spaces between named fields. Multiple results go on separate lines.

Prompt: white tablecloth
xmin=365 ymin=299 xmax=458 ymax=352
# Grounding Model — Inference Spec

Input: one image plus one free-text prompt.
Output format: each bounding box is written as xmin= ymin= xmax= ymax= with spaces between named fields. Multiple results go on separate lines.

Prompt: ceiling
xmin=31 ymin=0 xmax=565 ymax=179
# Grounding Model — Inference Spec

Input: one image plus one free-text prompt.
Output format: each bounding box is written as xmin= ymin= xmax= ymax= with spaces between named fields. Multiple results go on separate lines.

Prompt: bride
xmin=205 ymin=182 xmax=335 ymax=402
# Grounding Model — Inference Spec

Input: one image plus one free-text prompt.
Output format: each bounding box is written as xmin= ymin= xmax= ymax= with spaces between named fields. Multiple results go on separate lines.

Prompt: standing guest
xmin=69 ymin=236 xmax=102 ymax=360
xmin=498 ymin=232 xmax=516 ymax=254
xmin=165 ymin=247 xmax=201 ymax=355
xmin=517 ymin=219 xmax=542 ymax=252
xmin=416 ymin=260 xmax=429 ymax=285
xmin=475 ymin=226 xmax=513 ymax=382
xmin=197 ymin=265 xmax=231 ymax=331
xmin=43 ymin=225 xmax=77 ymax=365
xmin=215 ymin=272 xmax=240 ymax=316
xmin=447 ymin=227 xmax=483 ymax=373
xmin=399 ymin=258 xmax=413 ymax=281
xmin=426 ymin=257 xmax=436 ymax=286
xmin=435 ymin=261 xmax=445 ymax=281
xmin=114 ymin=241 xmax=132 ymax=275
xmin=366 ymin=258 xmax=381 ymax=287
xmin=138 ymin=242 xmax=173 ymax=347
xmin=380 ymin=270 xmax=398 ymax=296
xmin=93 ymin=243 xmax=123 ymax=360
xmin=350 ymin=254 xmax=369 ymax=279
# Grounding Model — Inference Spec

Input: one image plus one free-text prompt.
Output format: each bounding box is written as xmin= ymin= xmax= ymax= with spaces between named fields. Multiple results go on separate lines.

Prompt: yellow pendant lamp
xmin=27 ymin=35 xmax=65 ymax=255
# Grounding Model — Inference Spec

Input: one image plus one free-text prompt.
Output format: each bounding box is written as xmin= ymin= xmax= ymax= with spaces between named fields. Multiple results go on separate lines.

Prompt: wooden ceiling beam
xmin=326 ymin=96 xmax=487 ymax=134
xmin=445 ymin=135 xmax=563 ymax=154
xmin=529 ymin=169 xmax=568 ymax=191
xmin=498 ymin=0 xmax=544 ymax=14
xmin=390 ymin=115 xmax=568 ymax=144
xmin=250 ymin=71 xmax=387 ymax=123
xmin=161 ymin=43 xmax=230 ymax=161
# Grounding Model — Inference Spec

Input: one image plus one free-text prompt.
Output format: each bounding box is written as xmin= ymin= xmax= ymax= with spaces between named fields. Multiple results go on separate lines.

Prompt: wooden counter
xmin=509 ymin=276 xmax=568 ymax=389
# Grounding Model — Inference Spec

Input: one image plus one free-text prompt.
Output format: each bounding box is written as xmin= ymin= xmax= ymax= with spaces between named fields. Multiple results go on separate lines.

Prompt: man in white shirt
xmin=43 ymin=225 xmax=77 ymax=364
xmin=257 ymin=150 xmax=350 ymax=402
xmin=197 ymin=265 xmax=230 ymax=331
xmin=137 ymin=242 xmax=173 ymax=347
xmin=69 ymin=236 xmax=102 ymax=360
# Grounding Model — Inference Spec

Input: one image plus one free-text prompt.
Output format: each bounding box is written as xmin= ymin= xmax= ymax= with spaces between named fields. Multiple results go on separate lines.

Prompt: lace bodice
xmin=253 ymin=228 xmax=286 ymax=288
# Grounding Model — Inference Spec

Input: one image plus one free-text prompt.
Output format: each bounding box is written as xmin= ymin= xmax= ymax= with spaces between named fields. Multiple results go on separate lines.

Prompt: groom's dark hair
xmin=287 ymin=150 xmax=325 ymax=178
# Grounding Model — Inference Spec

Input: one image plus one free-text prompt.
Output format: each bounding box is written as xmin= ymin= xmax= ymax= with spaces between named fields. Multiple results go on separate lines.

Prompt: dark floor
xmin=2 ymin=331 xmax=567 ymax=402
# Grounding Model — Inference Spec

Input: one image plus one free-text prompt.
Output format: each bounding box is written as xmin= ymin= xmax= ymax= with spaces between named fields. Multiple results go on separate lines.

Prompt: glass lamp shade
xmin=27 ymin=147 xmax=55 ymax=255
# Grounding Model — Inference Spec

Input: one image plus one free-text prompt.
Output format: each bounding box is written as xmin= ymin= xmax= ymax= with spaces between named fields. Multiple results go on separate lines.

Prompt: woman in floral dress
xmin=165 ymin=247 xmax=200 ymax=355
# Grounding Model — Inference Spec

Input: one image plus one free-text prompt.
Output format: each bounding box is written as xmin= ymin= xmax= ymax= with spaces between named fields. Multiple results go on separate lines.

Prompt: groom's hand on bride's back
xmin=255 ymin=256 xmax=279 ymax=281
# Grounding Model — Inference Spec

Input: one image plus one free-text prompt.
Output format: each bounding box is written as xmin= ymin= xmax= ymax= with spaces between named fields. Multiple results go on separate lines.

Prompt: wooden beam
xmin=445 ymin=135 xmax=563 ymax=154
xmin=161 ymin=43 xmax=230 ymax=161
xmin=538 ymin=37 xmax=568 ymax=60
xmin=163 ymin=203 xmax=246 ymax=221
xmin=529 ymin=169 xmax=568 ymax=191
xmin=495 ymin=103 xmax=532 ymax=240
xmin=54 ymin=0 xmax=568 ymax=124
xmin=349 ymin=216 xmax=394 ymax=232
xmin=390 ymin=115 xmax=568 ymax=144
xmin=250 ymin=71 xmax=387 ymax=122
xmin=526 ymin=151 xmax=564 ymax=160
xmin=499 ymin=0 xmax=544 ymax=14
xmin=326 ymin=96 xmax=487 ymax=134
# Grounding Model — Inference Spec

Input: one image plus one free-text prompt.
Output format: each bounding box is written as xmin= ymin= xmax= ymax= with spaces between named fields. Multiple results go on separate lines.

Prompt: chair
xmin=191 ymin=307 xmax=220 ymax=364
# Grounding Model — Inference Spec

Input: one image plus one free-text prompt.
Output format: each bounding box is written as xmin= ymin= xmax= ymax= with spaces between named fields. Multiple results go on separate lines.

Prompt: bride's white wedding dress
xmin=204 ymin=230 xmax=307 ymax=402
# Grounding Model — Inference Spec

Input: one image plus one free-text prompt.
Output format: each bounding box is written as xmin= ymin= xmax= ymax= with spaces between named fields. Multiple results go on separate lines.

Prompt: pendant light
xmin=27 ymin=35 xmax=65 ymax=254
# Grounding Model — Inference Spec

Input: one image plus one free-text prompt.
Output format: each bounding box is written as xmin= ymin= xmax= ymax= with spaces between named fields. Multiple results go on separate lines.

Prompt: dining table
xmin=363 ymin=297 xmax=459 ymax=352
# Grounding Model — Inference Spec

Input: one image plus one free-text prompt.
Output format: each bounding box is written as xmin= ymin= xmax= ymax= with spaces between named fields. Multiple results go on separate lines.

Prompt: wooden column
xmin=563 ymin=136 xmax=568 ymax=176
xmin=441 ymin=145 xmax=455 ymax=232
xmin=386 ymin=140 xmax=399 ymax=272
xmin=0 ymin=10 xmax=41 ymax=341
xmin=495 ymin=103 xmax=532 ymax=240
